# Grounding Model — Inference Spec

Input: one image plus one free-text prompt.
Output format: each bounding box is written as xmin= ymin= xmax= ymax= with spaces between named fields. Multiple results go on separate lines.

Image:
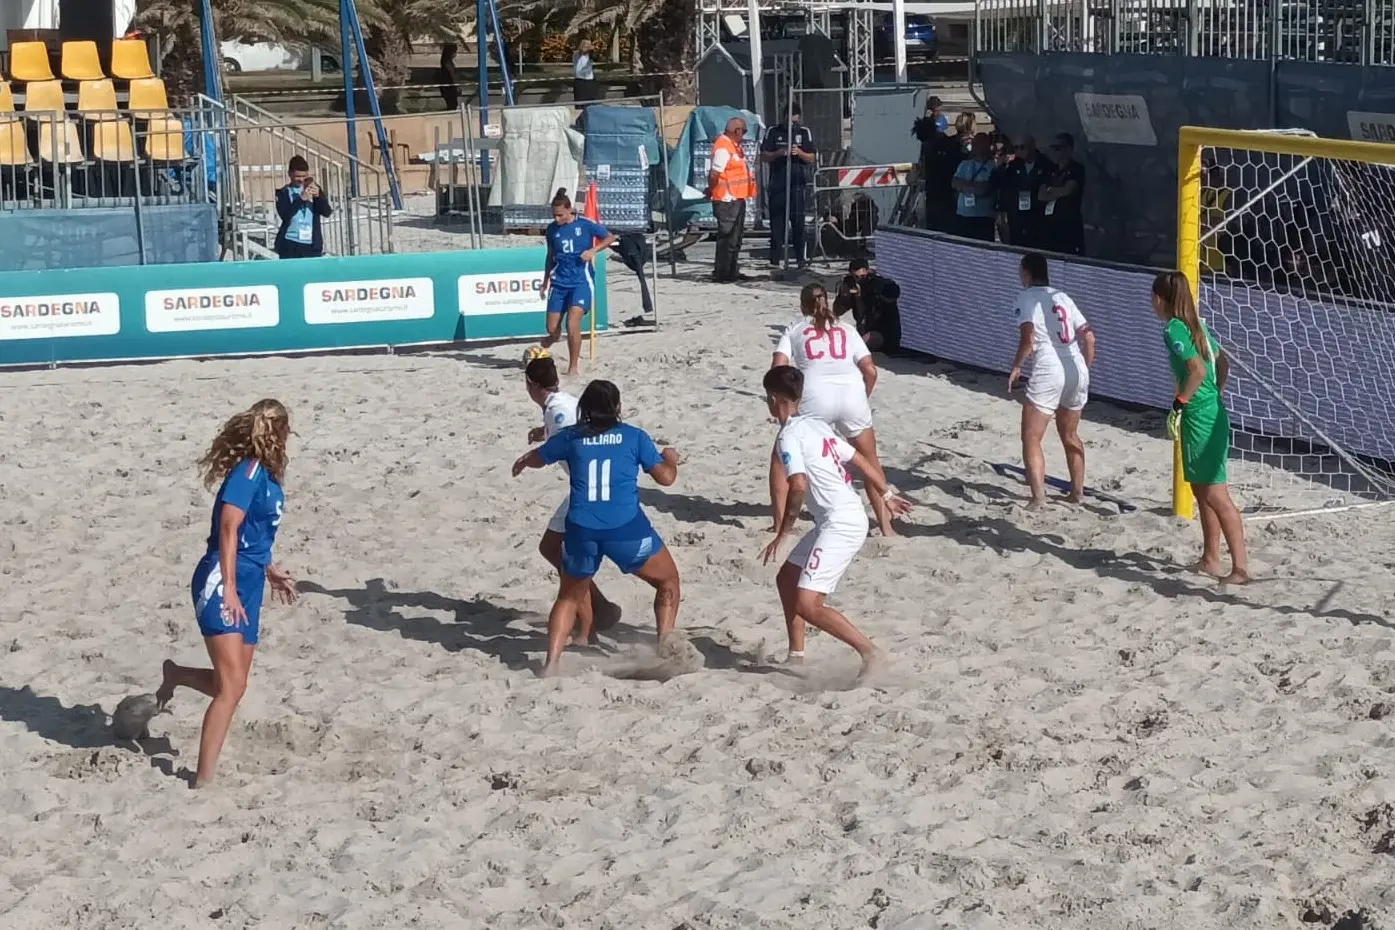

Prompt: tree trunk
xmin=364 ymin=25 xmax=411 ymax=115
xmin=635 ymin=0 xmax=697 ymax=105
xmin=159 ymin=18 xmax=203 ymax=104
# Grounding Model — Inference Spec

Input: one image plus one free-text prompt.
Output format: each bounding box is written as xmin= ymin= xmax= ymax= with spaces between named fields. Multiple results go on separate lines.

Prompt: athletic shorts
xmin=191 ymin=559 xmax=267 ymax=645
xmin=1181 ymin=399 xmax=1230 ymax=485
xmin=1025 ymin=360 xmax=1089 ymax=415
xmin=798 ymin=384 xmax=873 ymax=436
xmin=547 ymin=283 xmax=593 ymax=316
xmin=786 ymin=512 xmax=870 ymax=595
xmin=561 ymin=515 xmax=664 ymax=580
xmin=545 ymin=497 xmax=568 ymax=535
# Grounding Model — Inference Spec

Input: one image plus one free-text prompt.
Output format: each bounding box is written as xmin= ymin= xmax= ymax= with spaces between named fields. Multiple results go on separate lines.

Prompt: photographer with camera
xmin=834 ymin=258 xmax=901 ymax=354
xmin=274 ymin=155 xmax=335 ymax=260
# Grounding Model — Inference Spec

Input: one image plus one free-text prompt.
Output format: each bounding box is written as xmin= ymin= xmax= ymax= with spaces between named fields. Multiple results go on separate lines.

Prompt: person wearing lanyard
xmin=1039 ymin=132 xmax=1086 ymax=255
xmin=761 ymin=103 xmax=816 ymax=267
xmin=951 ymin=133 xmax=996 ymax=242
xmin=273 ymin=156 xmax=333 ymax=259
xmin=999 ymin=136 xmax=1049 ymax=248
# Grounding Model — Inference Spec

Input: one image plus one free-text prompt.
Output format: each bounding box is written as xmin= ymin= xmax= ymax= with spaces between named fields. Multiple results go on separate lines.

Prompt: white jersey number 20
xmin=587 ymin=458 xmax=612 ymax=502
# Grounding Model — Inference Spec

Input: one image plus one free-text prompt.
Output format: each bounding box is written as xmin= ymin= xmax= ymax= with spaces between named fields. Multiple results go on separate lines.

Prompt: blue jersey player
xmin=513 ymin=380 xmax=681 ymax=676
xmin=536 ymin=187 xmax=615 ymax=377
xmin=156 ymin=399 xmax=299 ymax=788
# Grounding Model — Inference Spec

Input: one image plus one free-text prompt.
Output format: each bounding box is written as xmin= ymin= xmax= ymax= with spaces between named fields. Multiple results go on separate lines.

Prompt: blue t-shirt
xmin=546 ymin=217 xmax=608 ymax=287
xmin=538 ymin=423 xmax=662 ymax=535
xmin=285 ymin=187 xmax=315 ymax=245
xmin=954 ymin=159 xmax=996 ymax=218
xmin=203 ymin=458 xmax=284 ymax=570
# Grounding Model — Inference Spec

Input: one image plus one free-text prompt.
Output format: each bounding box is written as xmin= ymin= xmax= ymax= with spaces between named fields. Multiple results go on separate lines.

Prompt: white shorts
xmin=785 ymin=512 xmax=870 ymax=595
xmin=798 ymin=384 xmax=873 ymax=437
xmin=1025 ymin=360 xmax=1089 ymax=415
xmin=545 ymin=498 xmax=567 ymax=535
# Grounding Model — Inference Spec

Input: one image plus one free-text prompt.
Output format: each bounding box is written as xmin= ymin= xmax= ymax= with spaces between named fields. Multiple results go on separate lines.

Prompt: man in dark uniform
xmin=997 ymin=135 xmax=1049 ymax=248
xmin=1039 ymin=132 xmax=1087 ymax=255
xmin=911 ymin=96 xmax=960 ymax=233
xmin=761 ymin=103 xmax=816 ymax=267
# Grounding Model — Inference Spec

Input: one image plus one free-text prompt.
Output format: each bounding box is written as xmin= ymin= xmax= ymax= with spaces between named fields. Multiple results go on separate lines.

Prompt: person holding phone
xmin=274 ymin=155 xmax=334 ymax=259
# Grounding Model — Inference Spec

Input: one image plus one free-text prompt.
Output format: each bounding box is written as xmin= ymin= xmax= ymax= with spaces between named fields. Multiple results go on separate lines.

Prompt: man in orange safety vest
xmin=706 ymin=116 xmax=755 ymax=282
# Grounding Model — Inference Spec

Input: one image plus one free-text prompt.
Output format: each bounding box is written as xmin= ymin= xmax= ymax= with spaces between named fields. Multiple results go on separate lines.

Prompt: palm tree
xmin=135 ymin=0 xmax=341 ymax=101
xmin=633 ymin=0 xmax=697 ymax=104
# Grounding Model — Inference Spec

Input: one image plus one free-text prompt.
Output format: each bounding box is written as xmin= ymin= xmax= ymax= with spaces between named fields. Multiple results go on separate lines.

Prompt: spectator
xmin=952 ymin=133 xmax=997 ymax=242
xmin=998 ymin=135 xmax=1049 ymax=247
xmin=274 ymin=156 xmax=333 ymax=259
xmin=706 ymin=116 xmax=755 ymax=283
xmin=953 ymin=112 xmax=977 ymax=158
xmin=1039 ymin=132 xmax=1086 ymax=255
xmin=761 ymin=102 xmax=816 ymax=267
xmin=437 ymin=43 xmax=460 ymax=112
xmin=911 ymin=96 xmax=957 ymax=232
xmin=573 ymin=39 xmax=599 ymax=103
xmin=834 ymin=258 xmax=901 ymax=354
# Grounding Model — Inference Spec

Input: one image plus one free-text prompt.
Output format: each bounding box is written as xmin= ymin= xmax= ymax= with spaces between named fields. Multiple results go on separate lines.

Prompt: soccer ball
xmin=523 ymin=345 xmax=549 ymax=365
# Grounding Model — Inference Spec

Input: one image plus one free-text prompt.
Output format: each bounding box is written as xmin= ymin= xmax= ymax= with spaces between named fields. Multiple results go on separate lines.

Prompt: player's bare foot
xmin=1190 ymin=558 xmax=1224 ymax=577
xmin=783 ymin=651 xmax=806 ymax=667
xmin=155 ymin=659 xmax=177 ymax=708
xmin=1065 ymin=491 xmax=1085 ymax=504
xmin=566 ymin=366 xmax=580 ymax=377
xmin=538 ymin=662 xmax=563 ymax=679
xmin=1024 ymin=496 xmax=1046 ymax=511
xmin=1219 ymin=569 xmax=1250 ymax=586
xmin=855 ymin=649 xmax=888 ymax=684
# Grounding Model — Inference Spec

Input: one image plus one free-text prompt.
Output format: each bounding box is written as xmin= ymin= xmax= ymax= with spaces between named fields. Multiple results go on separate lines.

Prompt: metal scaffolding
xmin=696 ymin=0 xmax=886 ymax=87
xmin=973 ymin=0 xmax=1395 ymax=65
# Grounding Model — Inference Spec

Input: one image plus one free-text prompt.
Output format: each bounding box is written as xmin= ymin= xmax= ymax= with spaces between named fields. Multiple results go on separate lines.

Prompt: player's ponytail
xmin=198 ymin=398 xmax=291 ymax=488
xmin=800 ymin=282 xmax=836 ymax=333
xmin=578 ymin=380 xmax=622 ymax=435
xmin=1152 ymin=270 xmax=1211 ymax=362
xmin=551 ymin=188 xmax=571 ymax=209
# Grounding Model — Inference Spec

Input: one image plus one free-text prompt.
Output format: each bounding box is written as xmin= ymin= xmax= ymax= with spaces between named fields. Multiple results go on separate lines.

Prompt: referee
xmin=761 ymin=103 xmax=816 ymax=267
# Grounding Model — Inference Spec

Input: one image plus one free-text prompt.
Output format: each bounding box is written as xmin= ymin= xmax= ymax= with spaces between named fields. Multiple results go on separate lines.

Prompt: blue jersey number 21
xmin=587 ymin=458 xmax=611 ymax=502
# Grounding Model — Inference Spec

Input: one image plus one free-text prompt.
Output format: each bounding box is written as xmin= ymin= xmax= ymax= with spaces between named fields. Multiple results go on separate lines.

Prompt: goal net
xmin=1180 ymin=126 xmax=1395 ymax=516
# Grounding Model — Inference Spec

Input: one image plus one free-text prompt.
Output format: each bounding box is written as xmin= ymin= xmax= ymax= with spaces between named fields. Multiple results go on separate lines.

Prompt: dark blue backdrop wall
xmin=977 ymin=54 xmax=1395 ymax=266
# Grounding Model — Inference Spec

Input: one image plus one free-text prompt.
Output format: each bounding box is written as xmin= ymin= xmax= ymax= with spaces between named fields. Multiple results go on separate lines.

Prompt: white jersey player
xmin=761 ymin=365 xmax=911 ymax=678
xmin=1007 ymin=253 xmax=1096 ymax=507
xmin=770 ymin=282 xmax=898 ymax=537
xmin=524 ymin=355 xmax=618 ymax=639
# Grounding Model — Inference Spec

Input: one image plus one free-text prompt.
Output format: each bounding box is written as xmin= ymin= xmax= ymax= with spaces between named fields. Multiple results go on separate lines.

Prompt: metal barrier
xmin=811 ymin=160 xmax=914 ymax=262
xmin=974 ymin=0 xmax=1395 ymax=65
xmin=204 ymin=95 xmax=396 ymax=259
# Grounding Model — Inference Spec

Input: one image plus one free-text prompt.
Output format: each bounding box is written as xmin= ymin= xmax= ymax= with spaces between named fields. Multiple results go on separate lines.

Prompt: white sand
xmin=2 ymin=265 xmax=1394 ymax=930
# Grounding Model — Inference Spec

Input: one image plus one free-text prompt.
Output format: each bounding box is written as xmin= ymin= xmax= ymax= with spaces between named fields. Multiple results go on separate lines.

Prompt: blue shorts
xmin=547 ymin=282 xmax=593 ymax=316
xmin=561 ymin=525 xmax=664 ymax=580
xmin=191 ymin=558 xmax=267 ymax=645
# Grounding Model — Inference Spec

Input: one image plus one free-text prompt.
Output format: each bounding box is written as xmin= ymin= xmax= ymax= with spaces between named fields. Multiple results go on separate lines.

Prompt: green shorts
xmin=1180 ymin=400 xmax=1230 ymax=486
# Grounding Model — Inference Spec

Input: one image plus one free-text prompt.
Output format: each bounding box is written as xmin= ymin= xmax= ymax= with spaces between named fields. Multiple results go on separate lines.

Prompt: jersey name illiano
xmin=582 ymin=433 xmax=624 ymax=446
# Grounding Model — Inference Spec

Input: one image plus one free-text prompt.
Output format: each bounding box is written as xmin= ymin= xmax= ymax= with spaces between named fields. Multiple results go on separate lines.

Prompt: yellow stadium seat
xmin=110 ymin=39 xmax=155 ymax=80
xmin=143 ymin=118 xmax=185 ymax=162
xmin=60 ymin=41 xmax=105 ymax=81
xmin=9 ymin=42 xmax=55 ymax=82
xmin=127 ymin=77 xmax=171 ymax=115
xmin=0 ymin=119 xmax=31 ymax=167
xmin=77 ymin=79 xmax=119 ymax=114
xmin=0 ymin=81 xmax=14 ymax=113
xmin=22 ymin=80 xmax=66 ymax=116
xmin=91 ymin=118 xmax=136 ymax=163
xmin=36 ymin=118 xmax=85 ymax=165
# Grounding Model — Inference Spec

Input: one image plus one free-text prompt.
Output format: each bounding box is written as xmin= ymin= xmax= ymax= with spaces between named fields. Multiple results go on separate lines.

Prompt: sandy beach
xmin=2 ymin=261 xmax=1393 ymax=930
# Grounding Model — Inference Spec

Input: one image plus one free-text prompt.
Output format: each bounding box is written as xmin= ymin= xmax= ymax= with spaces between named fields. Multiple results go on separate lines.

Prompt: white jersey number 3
xmin=587 ymin=458 xmax=612 ymax=502
xmin=1051 ymin=304 xmax=1073 ymax=344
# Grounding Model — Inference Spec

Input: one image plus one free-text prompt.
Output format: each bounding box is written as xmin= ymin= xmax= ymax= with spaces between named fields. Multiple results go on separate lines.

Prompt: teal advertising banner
xmin=0 ymin=247 xmax=608 ymax=368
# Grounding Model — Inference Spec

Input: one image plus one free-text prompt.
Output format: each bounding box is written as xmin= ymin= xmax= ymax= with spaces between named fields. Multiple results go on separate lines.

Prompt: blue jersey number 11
xmin=587 ymin=458 xmax=612 ymax=502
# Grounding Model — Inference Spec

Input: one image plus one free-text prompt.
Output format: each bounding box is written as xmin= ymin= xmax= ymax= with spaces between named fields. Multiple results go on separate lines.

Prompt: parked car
xmin=875 ymin=14 xmax=939 ymax=62
xmin=220 ymin=42 xmax=340 ymax=73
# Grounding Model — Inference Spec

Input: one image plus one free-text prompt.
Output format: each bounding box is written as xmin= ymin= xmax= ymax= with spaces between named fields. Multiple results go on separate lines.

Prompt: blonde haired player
xmin=770 ymin=282 xmax=897 ymax=537
xmin=524 ymin=355 xmax=620 ymax=640
xmin=1007 ymin=252 xmax=1096 ymax=508
xmin=762 ymin=366 xmax=911 ymax=677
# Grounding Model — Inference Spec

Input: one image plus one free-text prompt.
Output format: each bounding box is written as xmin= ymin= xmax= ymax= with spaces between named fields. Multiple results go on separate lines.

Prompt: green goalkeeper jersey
xmin=1164 ymin=317 xmax=1221 ymax=407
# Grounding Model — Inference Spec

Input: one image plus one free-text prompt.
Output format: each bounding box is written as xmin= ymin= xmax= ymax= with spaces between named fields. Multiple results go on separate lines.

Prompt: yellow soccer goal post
xmin=1175 ymin=126 xmax=1395 ymax=519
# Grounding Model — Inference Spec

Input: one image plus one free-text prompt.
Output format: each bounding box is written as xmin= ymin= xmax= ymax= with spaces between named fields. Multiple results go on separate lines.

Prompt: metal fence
xmin=974 ymin=0 xmax=1395 ymax=65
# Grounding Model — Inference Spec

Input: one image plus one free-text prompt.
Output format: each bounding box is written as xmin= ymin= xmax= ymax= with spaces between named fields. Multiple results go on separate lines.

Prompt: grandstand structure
xmin=0 ymin=35 xmax=393 ymax=264
xmin=973 ymin=0 xmax=1395 ymax=64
